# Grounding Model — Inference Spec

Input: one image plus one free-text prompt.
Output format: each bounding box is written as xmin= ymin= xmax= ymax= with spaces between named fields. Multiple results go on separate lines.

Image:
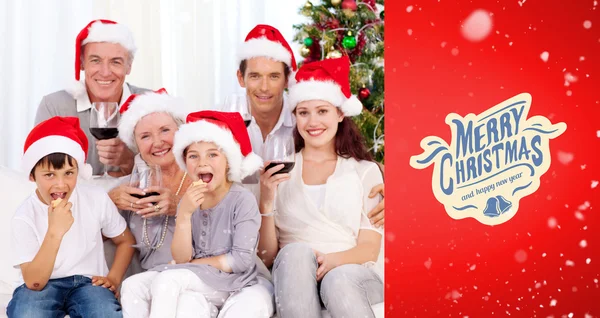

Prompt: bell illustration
xmin=483 ymin=196 xmax=500 ymax=217
xmin=496 ymin=195 xmax=512 ymax=214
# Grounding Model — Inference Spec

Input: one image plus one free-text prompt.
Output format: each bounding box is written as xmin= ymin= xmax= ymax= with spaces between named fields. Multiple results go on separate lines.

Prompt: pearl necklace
xmin=142 ymin=171 xmax=187 ymax=250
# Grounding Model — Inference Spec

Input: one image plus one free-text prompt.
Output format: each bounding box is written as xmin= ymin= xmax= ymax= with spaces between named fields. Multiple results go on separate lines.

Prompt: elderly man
xmin=35 ymin=19 xmax=149 ymax=177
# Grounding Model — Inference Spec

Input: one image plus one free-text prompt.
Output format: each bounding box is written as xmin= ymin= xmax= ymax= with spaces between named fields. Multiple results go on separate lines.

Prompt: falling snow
xmin=586 ymin=258 xmax=591 ymax=264
xmin=461 ymin=9 xmax=493 ymax=42
xmin=547 ymin=217 xmax=558 ymax=229
xmin=564 ymin=72 xmax=578 ymax=86
xmin=424 ymin=257 xmax=432 ymax=269
xmin=591 ymin=180 xmax=598 ymax=189
xmin=540 ymin=51 xmax=549 ymax=62
xmin=451 ymin=48 xmax=460 ymax=56
xmin=575 ymin=211 xmax=585 ymax=221
xmin=565 ymin=260 xmax=575 ymax=267
xmin=550 ymin=299 xmax=557 ymax=307
xmin=557 ymin=151 xmax=574 ymax=165
xmin=580 ymin=240 xmax=587 ymax=248
xmin=406 ymin=5 xmax=414 ymax=12
xmin=583 ymin=20 xmax=592 ymax=29
xmin=515 ymin=250 xmax=528 ymax=263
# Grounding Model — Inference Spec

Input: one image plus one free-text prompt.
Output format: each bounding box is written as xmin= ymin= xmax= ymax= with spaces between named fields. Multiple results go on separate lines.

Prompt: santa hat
xmin=74 ymin=19 xmax=137 ymax=81
xmin=288 ymin=56 xmax=363 ymax=117
xmin=238 ymin=24 xmax=297 ymax=72
xmin=118 ymin=88 xmax=186 ymax=152
xmin=22 ymin=117 xmax=93 ymax=180
xmin=173 ymin=111 xmax=263 ymax=183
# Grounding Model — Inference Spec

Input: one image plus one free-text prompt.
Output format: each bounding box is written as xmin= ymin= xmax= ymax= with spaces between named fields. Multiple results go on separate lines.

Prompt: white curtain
xmin=0 ymin=0 xmax=307 ymax=171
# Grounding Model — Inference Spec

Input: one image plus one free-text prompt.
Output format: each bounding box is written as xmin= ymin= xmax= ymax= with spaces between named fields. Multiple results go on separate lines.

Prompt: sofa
xmin=0 ymin=166 xmax=383 ymax=317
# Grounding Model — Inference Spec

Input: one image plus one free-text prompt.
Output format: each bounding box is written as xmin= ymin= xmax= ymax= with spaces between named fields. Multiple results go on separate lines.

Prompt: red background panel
xmin=385 ymin=0 xmax=599 ymax=316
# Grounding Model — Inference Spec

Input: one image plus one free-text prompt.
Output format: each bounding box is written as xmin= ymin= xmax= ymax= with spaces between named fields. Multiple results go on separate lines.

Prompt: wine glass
xmin=128 ymin=164 xmax=163 ymax=201
xmin=89 ymin=102 xmax=120 ymax=178
xmin=263 ymin=134 xmax=295 ymax=175
xmin=223 ymin=94 xmax=252 ymax=127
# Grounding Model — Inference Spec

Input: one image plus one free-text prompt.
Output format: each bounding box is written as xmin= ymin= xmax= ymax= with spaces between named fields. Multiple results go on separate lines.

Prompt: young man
xmin=8 ymin=116 xmax=135 ymax=317
xmin=35 ymin=19 xmax=150 ymax=177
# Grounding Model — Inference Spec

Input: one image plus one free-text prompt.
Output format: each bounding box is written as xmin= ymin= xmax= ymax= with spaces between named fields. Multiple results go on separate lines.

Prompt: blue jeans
xmin=273 ymin=243 xmax=383 ymax=318
xmin=7 ymin=275 xmax=122 ymax=318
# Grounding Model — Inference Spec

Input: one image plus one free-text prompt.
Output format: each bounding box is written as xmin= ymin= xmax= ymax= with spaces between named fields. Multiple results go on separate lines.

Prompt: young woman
xmin=259 ymin=56 xmax=384 ymax=318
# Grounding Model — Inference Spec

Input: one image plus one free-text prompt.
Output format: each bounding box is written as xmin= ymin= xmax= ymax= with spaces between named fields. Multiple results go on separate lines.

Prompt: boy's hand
xmin=92 ymin=276 xmax=118 ymax=296
xmin=179 ymin=182 xmax=207 ymax=216
xmin=47 ymin=199 xmax=74 ymax=238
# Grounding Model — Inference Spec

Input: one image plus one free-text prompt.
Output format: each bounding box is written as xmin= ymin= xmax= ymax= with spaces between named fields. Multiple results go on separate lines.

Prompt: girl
xmin=121 ymin=110 xmax=263 ymax=318
xmin=259 ymin=56 xmax=384 ymax=318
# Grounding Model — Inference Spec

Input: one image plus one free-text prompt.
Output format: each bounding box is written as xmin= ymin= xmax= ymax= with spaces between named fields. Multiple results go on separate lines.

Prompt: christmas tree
xmin=293 ymin=0 xmax=385 ymax=163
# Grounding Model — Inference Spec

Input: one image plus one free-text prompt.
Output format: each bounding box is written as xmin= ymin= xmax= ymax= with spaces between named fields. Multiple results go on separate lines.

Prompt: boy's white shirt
xmin=11 ymin=183 xmax=127 ymax=285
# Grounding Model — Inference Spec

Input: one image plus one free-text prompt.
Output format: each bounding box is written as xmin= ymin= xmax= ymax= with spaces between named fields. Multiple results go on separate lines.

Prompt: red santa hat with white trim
xmin=288 ymin=55 xmax=363 ymax=117
xmin=118 ymin=88 xmax=187 ymax=152
xmin=22 ymin=117 xmax=93 ymax=180
xmin=173 ymin=111 xmax=263 ymax=183
xmin=238 ymin=24 xmax=297 ymax=72
xmin=68 ymin=19 xmax=137 ymax=98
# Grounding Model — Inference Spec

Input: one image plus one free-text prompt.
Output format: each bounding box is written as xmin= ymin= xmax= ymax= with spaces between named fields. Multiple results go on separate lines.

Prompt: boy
xmin=7 ymin=116 xmax=136 ymax=318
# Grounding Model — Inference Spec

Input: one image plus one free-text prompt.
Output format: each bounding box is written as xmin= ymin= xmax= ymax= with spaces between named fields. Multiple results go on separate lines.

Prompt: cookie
xmin=51 ymin=198 xmax=63 ymax=208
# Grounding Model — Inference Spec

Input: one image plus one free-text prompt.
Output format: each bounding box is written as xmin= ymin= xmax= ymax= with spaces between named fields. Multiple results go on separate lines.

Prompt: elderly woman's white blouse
xmin=275 ymin=151 xmax=384 ymax=280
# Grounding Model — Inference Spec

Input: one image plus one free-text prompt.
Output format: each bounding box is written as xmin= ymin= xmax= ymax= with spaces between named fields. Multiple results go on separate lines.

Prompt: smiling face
xmin=184 ymin=141 xmax=230 ymax=193
xmin=81 ymin=42 xmax=132 ymax=103
xmin=29 ymin=154 xmax=79 ymax=206
xmin=294 ymin=100 xmax=344 ymax=150
xmin=134 ymin=112 xmax=179 ymax=168
xmin=237 ymin=57 xmax=288 ymax=116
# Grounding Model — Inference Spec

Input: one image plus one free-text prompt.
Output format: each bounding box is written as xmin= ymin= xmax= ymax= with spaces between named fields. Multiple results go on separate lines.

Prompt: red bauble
xmin=359 ymin=87 xmax=371 ymax=100
xmin=341 ymin=0 xmax=357 ymax=11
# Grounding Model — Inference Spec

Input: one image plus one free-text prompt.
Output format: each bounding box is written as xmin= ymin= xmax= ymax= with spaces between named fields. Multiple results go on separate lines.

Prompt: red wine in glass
xmin=90 ymin=127 xmax=119 ymax=140
xmin=131 ymin=192 xmax=160 ymax=200
xmin=265 ymin=161 xmax=295 ymax=174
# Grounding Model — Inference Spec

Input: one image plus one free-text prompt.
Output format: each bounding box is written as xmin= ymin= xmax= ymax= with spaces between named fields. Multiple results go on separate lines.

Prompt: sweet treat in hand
xmin=192 ymin=180 xmax=205 ymax=186
xmin=51 ymin=198 xmax=63 ymax=208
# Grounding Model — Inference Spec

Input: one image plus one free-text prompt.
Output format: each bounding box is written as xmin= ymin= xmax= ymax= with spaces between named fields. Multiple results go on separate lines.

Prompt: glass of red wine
xmin=263 ymin=133 xmax=295 ymax=175
xmin=129 ymin=164 xmax=162 ymax=203
xmin=90 ymin=102 xmax=120 ymax=178
xmin=224 ymin=95 xmax=252 ymax=127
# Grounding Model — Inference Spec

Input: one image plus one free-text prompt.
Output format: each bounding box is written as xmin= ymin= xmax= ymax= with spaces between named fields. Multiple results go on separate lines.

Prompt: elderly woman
xmin=107 ymin=91 xmax=274 ymax=318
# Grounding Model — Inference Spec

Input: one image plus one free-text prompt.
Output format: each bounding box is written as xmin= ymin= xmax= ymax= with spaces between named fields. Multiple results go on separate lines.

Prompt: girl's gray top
xmin=124 ymin=183 xmax=260 ymax=292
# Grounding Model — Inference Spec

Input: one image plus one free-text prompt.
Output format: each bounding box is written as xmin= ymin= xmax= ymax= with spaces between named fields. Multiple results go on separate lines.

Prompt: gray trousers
xmin=273 ymin=243 xmax=383 ymax=318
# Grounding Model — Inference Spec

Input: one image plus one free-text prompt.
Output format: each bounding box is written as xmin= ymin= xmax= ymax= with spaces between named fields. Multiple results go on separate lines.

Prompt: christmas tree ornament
xmin=300 ymin=46 xmax=311 ymax=57
xmin=305 ymin=1 xmax=313 ymax=8
xmin=359 ymin=86 xmax=371 ymax=100
xmin=341 ymin=0 xmax=357 ymax=11
xmin=343 ymin=9 xmax=356 ymax=18
xmin=331 ymin=0 xmax=342 ymax=5
xmin=342 ymin=32 xmax=357 ymax=49
xmin=326 ymin=50 xmax=343 ymax=59
xmin=304 ymin=37 xmax=314 ymax=47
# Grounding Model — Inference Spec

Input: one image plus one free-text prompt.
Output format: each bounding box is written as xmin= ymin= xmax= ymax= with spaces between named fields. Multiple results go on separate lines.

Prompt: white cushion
xmin=0 ymin=166 xmax=36 ymax=296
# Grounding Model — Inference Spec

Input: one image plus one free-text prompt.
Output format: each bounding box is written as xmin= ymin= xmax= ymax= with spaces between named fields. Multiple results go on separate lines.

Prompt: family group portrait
xmin=0 ymin=0 xmax=386 ymax=317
